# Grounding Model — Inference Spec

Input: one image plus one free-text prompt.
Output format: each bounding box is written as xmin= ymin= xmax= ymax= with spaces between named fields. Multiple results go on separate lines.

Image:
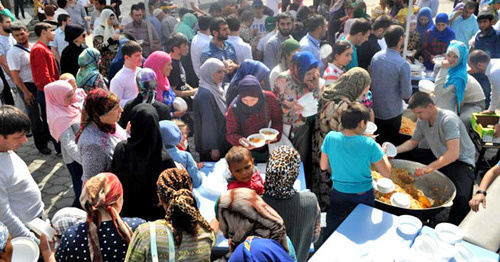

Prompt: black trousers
xmin=18 ymin=83 xmax=52 ymax=151
xmin=397 ymin=148 xmax=474 ymax=225
xmin=375 ymin=114 xmax=409 ymax=146
xmin=13 ymin=0 xmax=25 ymax=18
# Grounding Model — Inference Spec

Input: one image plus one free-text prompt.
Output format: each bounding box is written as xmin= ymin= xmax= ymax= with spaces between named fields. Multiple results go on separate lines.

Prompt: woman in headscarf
xmin=262 ymin=146 xmax=321 ymax=262
xmin=225 ymin=59 xmax=271 ymax=105
xmin=76 ymin=89 xmax=126 ymax=182
xmin=328 ymin=0 xmax=355 ymax=44
xmin=109 ymin=38 xmax=129 ymax=80
xmin=434 ymin=40 xmax=485 ymax=127
xmin=55 ymin=173 xmax=146 ymax=262
xmin=118 ymin=68 xmax=173 ymax=128
xmin=216 ymin=188 xmax=294 ymax=258
xmin=111 ymin=104 xmax=176 ymax=221
xmin=45 ymin=80 xmax=84 ymax=207
xmin=422 ymin=13 xmax=456 ymax=70
xmin=273 ymin=51 xmax=321 ymax=188
xmin=416 ymin=7 xmax=434 ymax=41
xmin=230 ymin=237 xmax=293 ymax=262
xmin=175 ymin=13 xmax=197 ymax=41
xmin=125 ymin=168 xmax=215 ymax=261
xmin=193 ymin=58 xmax=231 ymax=161
xmin=311 ymin=67 xmax=371 ymax=210
xmin=143 ymin=50 xmax=176 ymax=106
xmin=93 ymin=9 xmax=120 ymax=77
xmin=269 ymin=38 xmax=301 ymax=88
xmin=60 ymin=24 xmax=86 ymax=76
xmin=76 ymin=47 xmax=108 ymax=93
xmin=225 ymin=75 xmax=283 ymax=162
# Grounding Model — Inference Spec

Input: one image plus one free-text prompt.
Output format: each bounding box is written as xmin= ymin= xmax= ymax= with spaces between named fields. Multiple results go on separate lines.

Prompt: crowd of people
xmin=0 ymin=0 xmax=499 ymax=260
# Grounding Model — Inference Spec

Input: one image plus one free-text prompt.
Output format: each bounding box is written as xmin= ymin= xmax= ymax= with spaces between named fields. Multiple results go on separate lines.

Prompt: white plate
xmin=435 ymin=222 xmax=464 ymax=245
xmin=364 ymin=121 xmax=377 ymax=134
xmin=11 ymin=237 xmax=40 ymax=262
xmin=247 ymin=134 xmax=266 ymax=148
xmin=397 ymin=215 xmax=422 ymax=237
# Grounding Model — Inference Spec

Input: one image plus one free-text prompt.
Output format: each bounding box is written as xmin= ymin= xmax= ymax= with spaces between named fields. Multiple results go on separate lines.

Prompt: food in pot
xmin=372 ymin=168 xmax=433 ymax=209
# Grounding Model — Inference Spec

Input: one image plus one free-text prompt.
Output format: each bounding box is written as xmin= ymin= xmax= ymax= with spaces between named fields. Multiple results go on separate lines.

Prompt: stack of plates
xmin=298 ymin=93 xmax=319 ymax=117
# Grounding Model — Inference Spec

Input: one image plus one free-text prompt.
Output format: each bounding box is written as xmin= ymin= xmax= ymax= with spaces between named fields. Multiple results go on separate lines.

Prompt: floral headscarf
xmin=157 ymin=168 xmax=213 ymax=245
xmin=216 ymin=187 xmax=289 ymax=252
xmin=321 ymin=67 xmax=371 ymax=102
xmin=76 ymin=47 xmax=102 ymax=91
xmin=79 ymin=172 xmax=133 ymax=262
xmin=135 ymin=68 xmax=157 ymax=104
xmin=0 ymin=221 xmax=8 ymax=253
xmin=75 ymin=89 xmax=119 ymax=142
xmin=265 ymin=146 xmax=301 ymax=199
xmin=445 ymin=40 xmax=469 ymax=112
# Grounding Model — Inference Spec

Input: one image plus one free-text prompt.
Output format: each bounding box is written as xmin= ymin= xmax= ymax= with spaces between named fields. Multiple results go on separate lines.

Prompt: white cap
xmin=153 ymin=9 xmax=163 ymax=17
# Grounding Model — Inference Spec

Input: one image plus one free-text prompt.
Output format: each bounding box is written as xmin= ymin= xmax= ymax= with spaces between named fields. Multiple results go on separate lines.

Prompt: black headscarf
xmin=64 ymin=24 xmax=85 ymax=43
xmin=61 ymin=24 xmax=86 ymax=76
xmin=232 ymin=75 xmax=266 ymax=129
xmin=111 ymin=104 xmax=176 ymax=221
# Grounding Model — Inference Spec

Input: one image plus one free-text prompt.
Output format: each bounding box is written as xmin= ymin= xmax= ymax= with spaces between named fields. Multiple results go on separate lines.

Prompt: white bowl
xmin=364 ymin=121 xmax=377 ymax=135
xmin=320 ymin=44 xmax=333 ymax=59
xmin=259 ymin=128 xmax=279 ymax=141
xmin=382 ymin=142 xmax=397 ymax=157
xmin=412 ymin=234 xmax=439 ymax=258
xmin=397 ymin=215 xmax=422 ymax=237
xmin=418 ymin=80 xmax=435 ymax=94
xmin=11 ymin=237 xmax=40 ymax=262
xmin=391 ymin=192 xmax=411 ymax=208
xmin=455 ymin=243 xmax=474 ymax=262
xmin=247 ymin=134 xmax=266 ymax=148
xmin=27 ymin=218 xmax=56 ymax=239
xmin=435 ymin=222 xmax=464 ymax=245
xmin=376 ymin=178 xmax=395 ymax=193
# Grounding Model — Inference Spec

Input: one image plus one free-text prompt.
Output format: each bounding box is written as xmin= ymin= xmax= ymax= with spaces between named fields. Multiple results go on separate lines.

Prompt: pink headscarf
xmin=143 ymin=51 xmax=172 ymax=103
xmin=44 ymin=80 xmax=82 ymax=141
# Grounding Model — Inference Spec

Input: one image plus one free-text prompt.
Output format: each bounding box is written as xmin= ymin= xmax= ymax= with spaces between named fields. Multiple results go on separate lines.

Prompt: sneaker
xmin=38 ymin=147 xmax=52 ymax=155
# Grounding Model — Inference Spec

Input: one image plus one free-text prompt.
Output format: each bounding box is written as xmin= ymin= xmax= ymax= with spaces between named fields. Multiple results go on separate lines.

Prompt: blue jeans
xmin=66 ymin=161 xmax=83 ymax=208
xmin=325 ymin=188 xmax=375 ymax=238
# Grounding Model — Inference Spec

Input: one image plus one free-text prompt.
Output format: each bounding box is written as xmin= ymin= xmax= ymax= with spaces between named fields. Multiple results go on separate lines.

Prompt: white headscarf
xmin=93 ymin=9 xmax=116 ymax=47
xmin=199 ymin=58 xmax=227 ymax=115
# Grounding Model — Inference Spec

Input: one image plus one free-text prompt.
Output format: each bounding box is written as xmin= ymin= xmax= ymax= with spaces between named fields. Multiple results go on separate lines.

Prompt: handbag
xmin=149 ymin=222 xmax=175 ymax=262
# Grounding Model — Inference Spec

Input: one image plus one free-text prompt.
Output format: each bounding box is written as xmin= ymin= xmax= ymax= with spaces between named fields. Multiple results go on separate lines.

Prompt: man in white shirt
xmin=469 ymin=50 xmax=500 ymax=114
xmin=251 ymin=0 xmax=268 ymax=37
xmin=0 ymin=105 xmax=44 ymax=240
xmin=266 ymin=0 xmax=282 ymax=16
xmin=110 ymin=40 xmax=142 ymax=107
xmin=49 ymin=14 xmax=71 ymax=63
xmin=0 ymin=14 xmax=23 ymax=111
xmin=191 ymin=15 xmax=212 ymax=79
xmin=255 ymin=16 xmax=276 ymax=61
xmin=227 ymin=14 xmax=252 ymax=64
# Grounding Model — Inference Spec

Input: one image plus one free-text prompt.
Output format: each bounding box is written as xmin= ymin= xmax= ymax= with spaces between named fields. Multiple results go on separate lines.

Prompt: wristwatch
xmin=476 ymin=190 xmax=487 ymax=196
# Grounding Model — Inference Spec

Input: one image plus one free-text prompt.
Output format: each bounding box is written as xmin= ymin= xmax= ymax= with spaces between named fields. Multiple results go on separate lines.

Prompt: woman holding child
xmin=225 ymin=75 xmax=283 ymax=162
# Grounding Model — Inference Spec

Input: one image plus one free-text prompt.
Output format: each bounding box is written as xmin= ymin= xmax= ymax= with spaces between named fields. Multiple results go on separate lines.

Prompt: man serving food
xmin=396 ymin=92 xmax=476 ymax=225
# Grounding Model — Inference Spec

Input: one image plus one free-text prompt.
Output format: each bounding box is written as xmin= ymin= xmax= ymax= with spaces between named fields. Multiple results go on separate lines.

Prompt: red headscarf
xmin=144 ymin=51 xmax=172 ymax=103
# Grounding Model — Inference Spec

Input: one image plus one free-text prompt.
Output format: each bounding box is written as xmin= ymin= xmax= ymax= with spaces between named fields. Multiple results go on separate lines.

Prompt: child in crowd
xmin=320 ymin=102 xmax=391 ymax=237
xmin=159 ymin=120 xmax=203 ymax=188
xmin=173 ymin=118 xmax=204 ymax=169
xmin=323 ymin=40 xmax=353 ymax=85
xmin=395 ymin=0 xmax=420 ymax=25
xmin=225 ymin=146 xmax=264 ymax=194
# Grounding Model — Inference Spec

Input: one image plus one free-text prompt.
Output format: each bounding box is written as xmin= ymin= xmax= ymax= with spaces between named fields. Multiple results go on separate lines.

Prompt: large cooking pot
xmin=374 ymin=159 xmax=456 ymax=220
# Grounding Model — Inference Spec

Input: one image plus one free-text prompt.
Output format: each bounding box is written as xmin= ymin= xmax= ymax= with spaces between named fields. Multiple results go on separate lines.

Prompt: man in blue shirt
xmin=449 ymin=1 xmax=479 ymax=49
xmin=474 ymin=10 xmax=499 ymax=58
xmin=340 ymin=18 xmax=372 ymax=70
xmin=200 ymin=17 xmax=238 ymax=83
xmin=370 ymin=25 xmax=412 ymax=145
xmin=299 ymin=14 xmax=327 ymax=71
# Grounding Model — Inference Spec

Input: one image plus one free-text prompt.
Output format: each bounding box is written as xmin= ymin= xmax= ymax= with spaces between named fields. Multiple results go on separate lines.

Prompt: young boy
xmin=320 ymin=102 xmax=391 ymax=237
xmin=225 ymin=146 xmax=264 ymax=194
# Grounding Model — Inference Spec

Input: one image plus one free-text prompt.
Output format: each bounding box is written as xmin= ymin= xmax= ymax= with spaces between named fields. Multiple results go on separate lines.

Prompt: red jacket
xmin=227 ymin=171 xmax=265 ymax=195
xmin=225 ymin=91 xmax=283 ymax=146
xmin=31 ymin=41 xmax=59 ymax=91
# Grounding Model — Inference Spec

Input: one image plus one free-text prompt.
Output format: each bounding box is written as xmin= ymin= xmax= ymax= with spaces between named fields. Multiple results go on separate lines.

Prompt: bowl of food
xmin=397 ymin=214 xmax=422 ymax=237
xmin=259 ymin=128 xmax=279 ymax=141
xmin=364 ymin=121 xmax=377 ymax=135
xmin=391 ymin=193 xmax=411 ymax=208
xmin=435 ymin=222 xmax=464 ymax=245
xmin=376 ymin=178 xmax=395 ymax=193
xmin=247 ymin=134 xmax=266 ymax=148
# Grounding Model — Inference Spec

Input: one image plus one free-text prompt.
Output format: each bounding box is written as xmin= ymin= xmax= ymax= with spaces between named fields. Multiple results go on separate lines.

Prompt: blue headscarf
xmin=112 ymin=38 xmax=130 ymax=64
xmin=445 ymin=40 xmax=469 ymax=113
xmin=228 ymin=236 xmax=294 ymax=262
xmin=108 ymin=39 xmax=130 ymax=80
xmin=291 ymin=51 xmax=321 ymax=81
xmin=159 ymin=120 xmax=182 ymax=148
xmin=416 ymin=7 xmax=434 ymax=36
xmin=226 ymin=59 xmax=270 ymax=105
xmin=429 ymin=13 xmax=455 ymax=44
xmin=0 ymin=221 xmax=8 ymax=253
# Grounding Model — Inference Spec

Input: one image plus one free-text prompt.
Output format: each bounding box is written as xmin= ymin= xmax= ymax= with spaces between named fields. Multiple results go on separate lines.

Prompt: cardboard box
xmin=471 ymin=113 xmax=500 ymax=141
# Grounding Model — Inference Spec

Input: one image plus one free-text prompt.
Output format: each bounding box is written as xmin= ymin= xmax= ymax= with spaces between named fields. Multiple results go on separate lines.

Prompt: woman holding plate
xmin=225 ymin=75 xmax=283 ymax=162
